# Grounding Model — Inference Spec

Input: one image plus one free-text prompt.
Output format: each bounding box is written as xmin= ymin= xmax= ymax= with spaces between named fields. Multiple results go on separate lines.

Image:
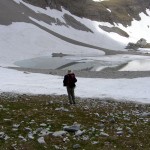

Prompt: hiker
xmin=63 ymin=70 xmax=77 ymax=104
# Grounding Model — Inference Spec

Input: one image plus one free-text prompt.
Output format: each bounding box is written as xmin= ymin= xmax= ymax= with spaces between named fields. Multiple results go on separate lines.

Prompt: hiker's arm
xmin=63 ymin=75 xmax=68 ymax=86
xmin=74 ymin=77 xmax=77 ymax=83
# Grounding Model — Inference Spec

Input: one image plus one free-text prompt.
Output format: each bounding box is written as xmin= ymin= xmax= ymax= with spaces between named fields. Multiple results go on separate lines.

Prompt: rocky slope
xmin=24 ymin=0 xmax=150 ymax=26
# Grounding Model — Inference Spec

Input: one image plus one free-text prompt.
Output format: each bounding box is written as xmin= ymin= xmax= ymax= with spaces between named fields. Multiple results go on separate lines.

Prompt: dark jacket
xmin=63 ymin=73 xmax=77 ymax=88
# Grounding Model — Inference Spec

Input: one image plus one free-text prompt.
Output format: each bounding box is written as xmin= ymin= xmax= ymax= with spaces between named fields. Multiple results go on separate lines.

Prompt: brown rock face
xmin=24 ymin=0 xmax=150 ymax=26
xmin=23 ymin=0 xmax=47 ymax=8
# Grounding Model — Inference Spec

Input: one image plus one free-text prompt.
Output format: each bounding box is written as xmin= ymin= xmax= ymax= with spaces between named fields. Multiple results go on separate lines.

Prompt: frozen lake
xmin=14 ymin=55 xmax=125 ymax=71
xmin=14 ymin=53 xmax=150 ymax=72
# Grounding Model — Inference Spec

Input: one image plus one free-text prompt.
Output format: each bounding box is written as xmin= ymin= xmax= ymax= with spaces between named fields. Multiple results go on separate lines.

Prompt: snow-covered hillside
xmin=0 ymin=0 xmax=149 ymax=68
xmin=0 ymin=0 xmax=150 ymax=103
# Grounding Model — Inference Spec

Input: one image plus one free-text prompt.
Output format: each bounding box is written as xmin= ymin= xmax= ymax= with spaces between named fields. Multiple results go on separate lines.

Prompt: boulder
xmin=136 ymin=38 xmax=147 ymax=47
xmin=63 ymin=124 xmax=80 ymax=132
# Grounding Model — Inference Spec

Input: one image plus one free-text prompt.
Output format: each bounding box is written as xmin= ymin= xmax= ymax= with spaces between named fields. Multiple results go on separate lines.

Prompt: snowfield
xmin=0 ymin=67 xmax=150 ymax=103
xmin=0 ymin=0 xmax=150 ymax=103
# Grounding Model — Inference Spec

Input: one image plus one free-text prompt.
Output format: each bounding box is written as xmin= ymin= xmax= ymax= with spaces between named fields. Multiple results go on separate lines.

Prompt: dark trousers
xmin=66 ymin=86 xmax=75 ymax=104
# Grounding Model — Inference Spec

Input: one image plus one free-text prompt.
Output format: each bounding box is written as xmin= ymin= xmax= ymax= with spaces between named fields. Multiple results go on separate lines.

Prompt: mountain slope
xmin=17 ymin=0 xmax=150 ymax=45
xmin=0 ymin=0 xmax=150 ymax=69
xmin=24 ymin=0 xmax=150 ymax=26
xmin=0 ymin=0 xmax=127 ymax=55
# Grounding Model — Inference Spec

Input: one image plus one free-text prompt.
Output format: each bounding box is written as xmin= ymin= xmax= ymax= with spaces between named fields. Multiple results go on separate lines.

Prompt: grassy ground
xmin=0 ymin=93 xmax=150 ymax=150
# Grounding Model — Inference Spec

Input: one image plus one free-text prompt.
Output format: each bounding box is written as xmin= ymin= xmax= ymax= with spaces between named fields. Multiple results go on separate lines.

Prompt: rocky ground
xmin=8 ymin=66 xmax=150 ymax=79
xmin=0 ymin=92 xmax=150 ymax=150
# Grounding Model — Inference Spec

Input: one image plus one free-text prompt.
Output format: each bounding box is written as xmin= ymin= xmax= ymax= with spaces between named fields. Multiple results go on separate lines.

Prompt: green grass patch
xmin=0 ymin=94 xmax=150 ymax=149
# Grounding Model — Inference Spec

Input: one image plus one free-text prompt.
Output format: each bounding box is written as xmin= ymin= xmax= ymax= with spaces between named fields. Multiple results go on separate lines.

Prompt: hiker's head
xmin=68 ymin=70 xmax=72 ymax=74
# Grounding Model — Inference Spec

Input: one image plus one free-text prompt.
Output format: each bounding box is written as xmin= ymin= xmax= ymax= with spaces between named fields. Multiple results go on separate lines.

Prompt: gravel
xmin=7 ymin=67 xmax=150 ymax=79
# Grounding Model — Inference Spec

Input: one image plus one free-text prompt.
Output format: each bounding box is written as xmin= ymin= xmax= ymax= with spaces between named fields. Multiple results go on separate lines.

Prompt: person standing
xmin=63 ymin=70 xmax=77 ymax=104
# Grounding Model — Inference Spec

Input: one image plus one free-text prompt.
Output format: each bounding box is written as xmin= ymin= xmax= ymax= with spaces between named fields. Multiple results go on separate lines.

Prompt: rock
xmin=99 ymin=123 xmax=105 ymax=128
xmin=126 ymin=38 xmax=148 ymax=49
xmin=0 ymin=132 xmax=5 ymax=139
xmin=116 ymin=127 xmax=122 ymax=131
xmin=63 ymin=124 xmax=80 ymax=132
xmin=69 ymin=114 xmax=74 ymax=118
xmin=100 ymin=132 xmax=109 ymax=137
xmin=38 ymin=129 xmax=51 ymax=136
xmin=126 ymin=42 xmax=139 ymax=50
xmin=124 ymin=117 xmax=130 ymax=121
xmin=46 ymin=0 xmax=150 ymax=26
xmin=94 ymin=113 xmax=100 ymax=117
xmin=63 ymin=137 xmax=70 ymax=142
xmin=136 ymin=38 xmax=147 ymax=47
xmin=40 ymin=123 xmax=47 ymax=127
xmin=24 ymin=127 xmax=32 ymax=132
xmin=28 ymin=133 xmax=34 ymax=139
xmin=4 ymin=135 xmax=10 ymax=140
xmin=55 ymin=107 xmax=69 ymax=112
xmin=116 ymin=131 xmax=123 ymax=136
xmin=54 ymin=145 xmax=60 ymax=149
xmin=38 ymin=137 xmax=46 ymax=144
xmin=3 ymin=118 xmax=12 ymax=122
xmin=100 ymin=129 xmax=104 ymax=132
xmin=33 ymin=128 xmax=43 ymax=134
xmin=52 ymin=131 xmax=67 ymax=137
xmin=73 ymin=144 xmax=81 ymax=149
xmin=100 ymin=119 xmax=106 ymax=123
xmin=90 ymin=127 xmax=96 ymax=132
xmin=23 ymin=71 xmax=30 ymax=74
xmin=52 ymin=53 xmax=68 ymax=57
xmin=126 ymin=127 xmax=133 ymax=134
xmin=109 ymin=118 xmax=115 ymax=123
xmin=12 ymin=128 xmax=18 ymax=131
xmin=83 ymin=105 xmax=89 ymax=110
xmin=141 ymin=112 xmax=150 ymax=117
xmin=12 ymin=124 xmax=20 ymax=128
xmin=29 ymin=120 xmax=35 ymax=124
xmin=75 ymin=130 xmax=85 ymax=136
xmin=82 ymin=135 xmax=89 ymax=141
xmin=99 ymin=25 xmax=129 ymax=37
xmin=18 ymin=135 xmax=27 ymax=142
xmin=92 ymin=141 xmax=99 ymax=145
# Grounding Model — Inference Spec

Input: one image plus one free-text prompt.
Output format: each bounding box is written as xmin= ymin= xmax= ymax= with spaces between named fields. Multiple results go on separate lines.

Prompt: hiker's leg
xmin=71 ymin=88 xmax=75 ymax=104
xmin=67 ymin=87 xmax=72 ymax=104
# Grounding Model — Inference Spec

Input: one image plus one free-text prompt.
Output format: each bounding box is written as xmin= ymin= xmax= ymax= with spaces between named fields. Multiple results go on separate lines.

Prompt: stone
xmin=75 ymin=130 xmax=85 ymax=136
xmin=55 ymin=107 xmax=69 ymax=112
xmin=12 ymin=124 xmax=20 ymax=128
xmin=82 ymin=135 xmax=89 ymax=141
xmin=28 ymin=133 xmax=34 ymax=139
xmin=38 ymin=137 xmax=46 ymax=144
xmin=141 ymin=112 xmax=150 ymax=117
xmin=73 ymin=144 xmax=81 ymax=149
xmin=100 ymin=132 xmax=109 ymax=137
xmin=136 ymin=38 xmax=147 ymax=47
xmin=52 ymin=131 xmax=67 ymax=137
xmin=0 ymin=132 xmax=5 ymax=139
xmin=24 ymin=127 xmax=32 ymax=132
xmin=109 ymin=118 xmax=115 ymax=123
xmin=92 ymin=141 xmax=99 ymax=145
xmin=116 ymin=131 xmax=123 ymax=136
xmin=94 ymin=113 xmax=100 ymax=117
xmin=63 ymin=124 xmax=80 ymax=132
xmin=40 ymin=123 xmax=47 ymax=127
xmin=38 ymin=129 xmax=50 ymax=136
xmin=18 ymin=135 xmax=27 ymax=142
